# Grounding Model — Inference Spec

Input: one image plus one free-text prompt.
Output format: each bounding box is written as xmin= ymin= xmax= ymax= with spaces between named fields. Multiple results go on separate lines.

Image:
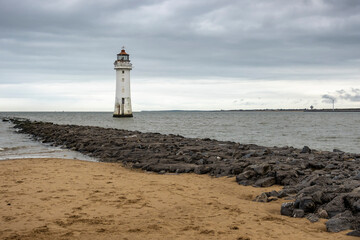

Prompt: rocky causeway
xmin=5 ymin=118 xmax=360 ymax=236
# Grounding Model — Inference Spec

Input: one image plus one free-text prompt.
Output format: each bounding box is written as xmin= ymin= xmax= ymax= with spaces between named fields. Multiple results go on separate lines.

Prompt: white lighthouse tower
xmin=113 ymin=47 xmax=133 ymax=118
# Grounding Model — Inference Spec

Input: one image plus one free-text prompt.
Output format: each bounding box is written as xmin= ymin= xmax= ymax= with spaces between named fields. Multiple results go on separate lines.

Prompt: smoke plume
xmin=321 ymin=94 xmax=336 ymax=103
xmin=337 ymin=88 xmax=360 ymax=102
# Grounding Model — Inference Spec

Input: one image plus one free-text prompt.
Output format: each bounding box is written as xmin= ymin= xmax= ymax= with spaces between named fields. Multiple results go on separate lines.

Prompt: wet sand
xmin=0 ymin=158 xmax=356 ymax=240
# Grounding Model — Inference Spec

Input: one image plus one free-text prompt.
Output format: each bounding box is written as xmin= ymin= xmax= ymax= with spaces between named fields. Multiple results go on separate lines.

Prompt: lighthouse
xmin=113 ymin=47 xmax=133 ymax=118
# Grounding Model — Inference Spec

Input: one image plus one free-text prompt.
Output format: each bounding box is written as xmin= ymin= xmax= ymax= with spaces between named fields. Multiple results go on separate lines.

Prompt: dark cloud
xmin=1 ymin=0 xmax=360 ymax=84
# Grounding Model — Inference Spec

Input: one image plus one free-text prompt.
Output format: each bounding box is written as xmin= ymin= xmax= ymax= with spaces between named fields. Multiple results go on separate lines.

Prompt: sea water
xmin=0 ymin=119 xmax=97 ymax=161
xmin=0 ymin=111 xmax=359 ymax=160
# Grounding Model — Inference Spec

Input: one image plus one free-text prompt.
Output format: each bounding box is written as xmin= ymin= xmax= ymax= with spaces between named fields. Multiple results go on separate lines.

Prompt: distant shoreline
xmin=229 ymin=108 xmax=360 ymax=112
xmin=142 ymin=108 xmax=360 ymax=113
xmin=1 ymin=108 xmax=360 ymax=113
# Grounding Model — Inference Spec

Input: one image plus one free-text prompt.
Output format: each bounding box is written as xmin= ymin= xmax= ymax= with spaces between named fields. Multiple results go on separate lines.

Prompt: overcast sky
xmin=1 ymin=0 xmax=360 ymax=111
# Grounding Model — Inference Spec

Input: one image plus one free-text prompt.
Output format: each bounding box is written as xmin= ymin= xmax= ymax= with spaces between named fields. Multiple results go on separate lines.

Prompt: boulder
xmin=236 ymin=170 xmax=256 ymax=182
xmin=254 ymin=177 xmax=276 ymax=187
xmin=275 ymin=170 xmax=299 ymax=186
xmin=292 ymin=209 xmax=305 ymax=218
xmin=281 ymin=202 xmax=294 ymax=217
xmin=298 ymin=197 xmax=316 ymax=213
xmin=254 ymin=192 xmax=268 ymax=203
xmin=266 ymin=190 xmax=280 ymax=198
xmin=252 ymin=164 xmax=272 ymax=175
xmin=311 ymin=191 xmax=323 ymax=204
xmin=354 ymin=172 xmax=360 ymax=180
xmin=308 ymin=162 xmax=325 ymax=169
xmin=301 ymin=146 xmax=311 ymax=154
xmin=325 ymin=211 xmax=354 ymax=232
xmin=306 ymin=213 xmax=319 ymax=223
xmin=344 ymin=191 xmax=360 ymax=213
xmin=347 ymin=230 xmax=360 ymax=237
xmin=194 ymin=166 xmax=212 ymax=174
xmin=324 ymin=195 xmax=346 ymax=218
xmin=317 ymin=209 xmax=329 ymax=219
xmin=353 ymin=200 xmax=360 ymax=212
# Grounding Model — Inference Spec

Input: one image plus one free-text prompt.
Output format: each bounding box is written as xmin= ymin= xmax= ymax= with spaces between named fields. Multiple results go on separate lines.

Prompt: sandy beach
xmin=0 ymin=158 xmax=356 ymax=240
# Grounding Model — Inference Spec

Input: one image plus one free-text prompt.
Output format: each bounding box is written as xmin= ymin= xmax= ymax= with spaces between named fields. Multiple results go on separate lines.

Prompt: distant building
xmin=113 ymin=47 xmax=133 ymax=118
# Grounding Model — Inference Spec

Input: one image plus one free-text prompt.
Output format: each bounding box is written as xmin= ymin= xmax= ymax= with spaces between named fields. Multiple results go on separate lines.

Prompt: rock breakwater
xmin=6 ymin=118 xmax=360 ymax=236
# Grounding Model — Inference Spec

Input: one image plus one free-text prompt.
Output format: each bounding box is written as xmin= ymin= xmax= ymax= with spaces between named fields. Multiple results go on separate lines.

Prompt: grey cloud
xmin=1 ymin=0 xmax=360 ymax=84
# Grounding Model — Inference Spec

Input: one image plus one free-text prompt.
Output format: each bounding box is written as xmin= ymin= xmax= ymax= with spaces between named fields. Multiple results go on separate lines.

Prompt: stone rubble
xmin=6 ymin=118 xmax=360 ymax=236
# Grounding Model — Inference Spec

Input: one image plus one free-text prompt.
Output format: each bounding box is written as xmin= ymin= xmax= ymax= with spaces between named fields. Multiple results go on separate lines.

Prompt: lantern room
xmin=117 ymin=48 xmax=130 ymax=61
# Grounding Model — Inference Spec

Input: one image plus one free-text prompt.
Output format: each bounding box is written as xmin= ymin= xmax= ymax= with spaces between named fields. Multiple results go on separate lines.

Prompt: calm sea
xmin=0 ymin=111 xmax=359 ymax=160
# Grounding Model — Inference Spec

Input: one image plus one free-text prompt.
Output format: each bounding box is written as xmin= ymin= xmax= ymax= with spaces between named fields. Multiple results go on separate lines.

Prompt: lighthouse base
xmin=113 ymin=114 xmax=133 ymax=118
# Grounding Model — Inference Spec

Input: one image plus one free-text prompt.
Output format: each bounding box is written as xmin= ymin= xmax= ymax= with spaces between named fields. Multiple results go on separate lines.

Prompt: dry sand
xmin=0 ymin=158 xmax=357 ymax=240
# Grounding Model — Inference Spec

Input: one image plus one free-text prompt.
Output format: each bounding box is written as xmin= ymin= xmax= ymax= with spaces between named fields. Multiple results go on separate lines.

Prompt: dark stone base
xmin=113 ymin=114 xmax=133 ymax=118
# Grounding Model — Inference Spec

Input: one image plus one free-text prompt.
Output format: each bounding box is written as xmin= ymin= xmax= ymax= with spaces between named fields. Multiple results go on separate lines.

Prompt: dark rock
xmin=325 ymin=210 xmax=354 ymax=232
xmin=267 ymin=190 xmax=280 ymax=198
xmin=306 ymin=213 xmax=319 ymax=223
xmin=347 ymin=230 xmax=360 ymax=237
xmin=344 ymin=191 xmax=360 ymax=213
xmin=254 ymin=192 xmax=268 ymax=202
xmin=354 ymin=172 xmax=360 ymax=180
xmin=308 ymin=162 xmax=325 ymax=169
xmin=353 ymin=200 xmax=360 ymax=212
xmin=267 ymin=197 xmax=278 ymax=202
xmin=236 ymin=170 xmax=256 ymax=182
xmin=277 ymin=190 xmax=289 ymax=198
xmin=294 ymin=198 xmax=300 ymax=208
xmin=299 ymin=197 xmax=316 ymax=213
xmin=333 ymin=149 xmax=344 ymax=153
xmin=243 ymin=152 xmax=256 ymax=158
xmin=281 ymin=202 xmax=294 ymax=217
xmin=317 ymin=209 xmax=329 ymax=219
xmin=301 ymin=146 xmax=311 ymax=154
xmin=254 ymin=177 xmax=276 ymax=187
xmin=324 ymin=195 xmax=346 ymax=218
xmin=195 ymin=159 xmax=205 ymax=165
xmin=311 ymin=191 xmax=323 ymax=204
xmin=275 ymin=170 xmax=299 ymax=186
xmin=231 ymin=166 xmax=244 ymax=175
xmin=194 ymin=166 xmax=212 ymax=174
xmin=252 ymin=164 xmax=272 ymax=175
xmin=325 ymin=164 xmax=337 ymax=170
xmin=292 ymin=209 xmax=305 ymax=218
xmin=298 ymin=185 xmax=322 ymax=196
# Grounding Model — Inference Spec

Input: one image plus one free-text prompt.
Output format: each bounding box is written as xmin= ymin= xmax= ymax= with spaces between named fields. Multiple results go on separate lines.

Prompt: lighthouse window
xmin=122 ymin=71 xmax=124 ymax=74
